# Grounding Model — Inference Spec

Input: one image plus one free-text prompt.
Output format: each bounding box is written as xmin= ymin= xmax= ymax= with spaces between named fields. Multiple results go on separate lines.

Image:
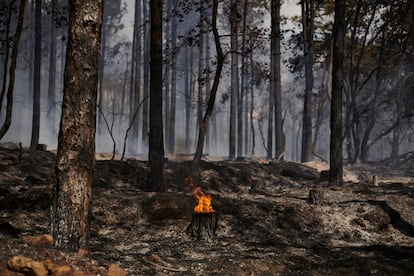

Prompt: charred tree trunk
xmin=193 ymin=0 xmax=224 ymax=171
xmin=329 ymin=0 xmax=345 ymax=186
xmin=30 ymin=0 xmax=42 ymax=150
xmin=168 ymin=12 xmax=177 ymax=155
xmin=142 ymin=0 xmax=150 ymax=150
xmin=184 ymin=47 xmax=193 ymax=152
xmin=0 ymin=0 xmax=26 ymax=139
xmin=271 ymin=0 xmax=284 ymax=160
xmin=146 ymin=0 xmax=165 ymax=192
xmin=300 ymin=0 xmax=314 ymax=162
xmin=128 ymin=0 xmax=142 ymax=155
xmin=50 ymin=0 xmax=103 ymax=250
xmin=229 ymin=0 xmax=238 ymax=160
xmin=47 ymin=0 xmax=57 ymax=135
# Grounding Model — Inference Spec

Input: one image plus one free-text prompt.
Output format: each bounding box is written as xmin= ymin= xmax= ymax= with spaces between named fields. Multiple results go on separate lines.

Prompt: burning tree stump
xmin=185 ymin=177 xmax=217 ymax=241
xmin=187 ymin=212 xmax=218 ymax=242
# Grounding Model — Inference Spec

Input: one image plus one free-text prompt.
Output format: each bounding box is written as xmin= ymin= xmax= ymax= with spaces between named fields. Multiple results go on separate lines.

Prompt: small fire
xmin=185 ymin=178 xmax=215 ymax=213
xmin=257 ymin=158 xmax=269 ymax=164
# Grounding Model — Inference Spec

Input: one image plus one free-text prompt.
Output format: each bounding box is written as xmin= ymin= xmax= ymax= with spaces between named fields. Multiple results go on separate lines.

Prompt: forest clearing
xmin=1 ymin=146 xmax=413 ymax=275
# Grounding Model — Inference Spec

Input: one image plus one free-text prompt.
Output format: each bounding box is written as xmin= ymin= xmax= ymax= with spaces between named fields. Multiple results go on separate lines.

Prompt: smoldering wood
xmin=308 ymin=189 xmax=325 ymax=205
xmin=319 ymin=170 xmax=330 ymax=182
xmin=187 ymin=212 xmax=218 ymax=242
xmin=280 ymin=163 xmax=319 ymax=180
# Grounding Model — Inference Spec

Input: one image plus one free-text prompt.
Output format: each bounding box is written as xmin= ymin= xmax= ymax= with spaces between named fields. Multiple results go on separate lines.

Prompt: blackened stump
xmin=308 ymin=189 xmax=325 ymax=205
xmin=187 ymin=212 xmax=218 ymax=242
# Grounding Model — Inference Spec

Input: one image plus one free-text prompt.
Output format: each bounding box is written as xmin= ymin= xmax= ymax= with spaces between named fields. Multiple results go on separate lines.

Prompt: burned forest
xmin=1 ymin=0 xmax=414 ymax=275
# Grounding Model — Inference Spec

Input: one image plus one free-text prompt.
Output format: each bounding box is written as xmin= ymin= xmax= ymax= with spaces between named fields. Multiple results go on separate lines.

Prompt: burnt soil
xmin=1 ymin=146 xmax=414 ymax=275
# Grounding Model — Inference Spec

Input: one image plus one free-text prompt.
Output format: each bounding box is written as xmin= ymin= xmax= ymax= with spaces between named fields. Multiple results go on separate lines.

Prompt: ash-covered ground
xmin=1 ymin=145 xmax=414 ymax=275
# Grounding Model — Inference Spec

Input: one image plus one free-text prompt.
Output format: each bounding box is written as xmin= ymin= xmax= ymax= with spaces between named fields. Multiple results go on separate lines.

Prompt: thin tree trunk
xmin=193 ymin=0 xmax=223 ymax=171
xmin=0 ymin=0 xmax=14 ymax=115
xmin=146 ymin=0 xmax=164 ymax=192
xmin=329 ymin=0 xmax=345 ymax=186
xmin=97 ymin=6 xmax=107 ymax=137
xmin=30 ymin=0 xmax=42 ymax=150
xmin=0 ymin=0 xmax=26 ymax=139
xmin=272 ymin=0 xmax=284 ymax=160
xmin=128 ymin=0 xmax=142 ymax=155
xmin=142 ymin=0 xmax=150 ymax=149
xmin=249 ymin=45 xmax=255 ymax=156
xmin=197 ymin=3 xmax=205 ymax=144
xmin=229 ymin=0 xmax=238 ymax=160
xmin=168 ymin=8 xmax=177 ymax=154
xmin=164 ymin=0 xmax=171 ymax=154
xmin=47 ymin=0 xmax=57 ymax=134
xmin=236 ymin=0 xmax=243 ymax=159
xmin=50 ymin=0 xmax=103 ymax=250
xmin=300 ymin=0 xmax=314 ymax=162
xmin=184 ymin=47 xmax=192 ymax=152
xmin=241 ymin=0 xmax=249 ymax=156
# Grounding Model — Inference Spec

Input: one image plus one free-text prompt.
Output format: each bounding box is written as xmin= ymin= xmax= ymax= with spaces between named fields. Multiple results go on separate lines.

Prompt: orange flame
xmin=185 ymin=178 xmax=215 ymax=213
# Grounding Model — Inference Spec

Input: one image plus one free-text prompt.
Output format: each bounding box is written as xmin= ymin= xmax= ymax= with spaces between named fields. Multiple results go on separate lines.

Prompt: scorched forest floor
xmin=0 ymin=145 xmax=414 ymax=275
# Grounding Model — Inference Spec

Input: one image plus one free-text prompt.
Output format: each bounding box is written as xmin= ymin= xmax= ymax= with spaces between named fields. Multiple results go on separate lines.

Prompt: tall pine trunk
xmin=142 ymin=0 xmax=150 ymax=150
xmin=184 ymin=47 xmax=193 ymax=152
xmin=229 ymin=0 xmax=238 ymax=159
xmin=128 ymin=0 xmax=142 ymax=155
xmin=30 ymin=0 xmax=42 ymax=150
xmin=146 ymin=0 xmax=164 ymax=191
xmin=329 ymin=0 xmax=345 ymax=186
xmin=47 ymin=0 xmax=57 ymax=135
xmin=272 ymin=0 xmax=284 ymax=160
xmin=0 ymin=0 xmax=26 ymax=139
xmin=168 ymin=10 xmax=177 ymax=154
xmin=300 ymin=0 xmax=314 ymax=162
xmin=50 ymin=0 xmax=103 ymax=250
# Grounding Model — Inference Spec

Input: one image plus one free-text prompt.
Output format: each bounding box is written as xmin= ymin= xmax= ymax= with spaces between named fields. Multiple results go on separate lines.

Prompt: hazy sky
xmin=120 ymin=0 xmax=301 ymax=39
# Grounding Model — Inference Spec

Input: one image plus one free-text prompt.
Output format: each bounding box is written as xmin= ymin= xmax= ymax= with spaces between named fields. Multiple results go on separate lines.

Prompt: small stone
xmin=107 ymin=264 xmax=127 ymax=276
xmin=72 ymin=270 xmax=88 ymax=276
xmin=7 ymin=256 xmax=48 ymax=276
xmin=0 ymin=266 xmax=25 ymax=276
xmin=51 ymin=265 xmax=73 ymax=276
xmin=21 ymin=234 xmax=54 ymax=247
xmin=43 ymin=259 xmax=54 ymax=272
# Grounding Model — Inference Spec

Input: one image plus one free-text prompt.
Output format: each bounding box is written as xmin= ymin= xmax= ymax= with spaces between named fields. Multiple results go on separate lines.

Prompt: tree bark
xmin=329 ymin=0 xmax=345 ymax=186
xmin=146 ymin=0 xmax=165 ymax=192
xmin=47 ymin=0 xmax=57 ymax=135
xmin=184 ymin=47 xmax=193 ymax=152
xmin=0 ymin=0 xmax=26 ymax=139
xmin=241 ymin=0 xmax=249 ymax=156
xmin=142 ymin=0 xmax=150 ymax=149
xmin=193 ymin=0 xmax=223 ymax=171
xmin=197 ymin=3 xmax=205 ymax=151
xmin=229 ymin=0 xmax=238 ymax=160
xmin=128 ymin=0 xmax=142 ymax=155
xmin=271 ymin=0 xmax=285 ymax=160
xmin=300 ymin=0 xmax=314 ymax=162
xmin=168 ymin=9 xmax=177 ymax=155
xmin=30 ymin=0 xmax=42 ymax=150
xmin=50 ymin=0 xmax=103 ymax=250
